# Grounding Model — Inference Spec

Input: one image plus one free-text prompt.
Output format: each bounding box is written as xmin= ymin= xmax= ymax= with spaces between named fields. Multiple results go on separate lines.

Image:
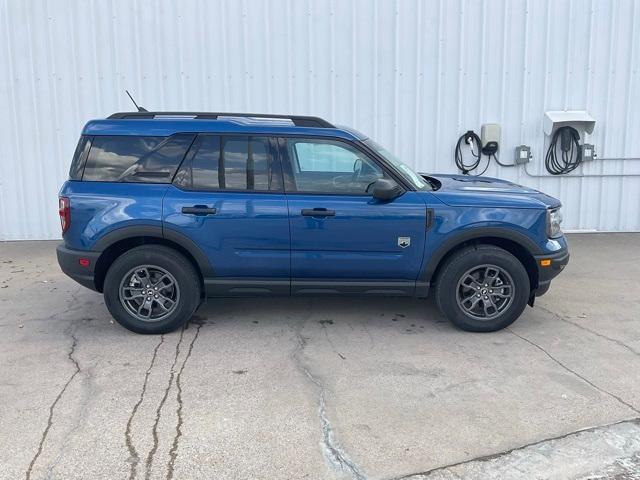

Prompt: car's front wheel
xmin=103 ymin=245 xmax=201 ymax=334
xmin=435 ymin=245 xmax=530 ymax=332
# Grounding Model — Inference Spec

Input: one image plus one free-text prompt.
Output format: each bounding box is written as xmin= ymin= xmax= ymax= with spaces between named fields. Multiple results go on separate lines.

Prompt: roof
xmin=82 ymin=112 xmax=367 ymax=141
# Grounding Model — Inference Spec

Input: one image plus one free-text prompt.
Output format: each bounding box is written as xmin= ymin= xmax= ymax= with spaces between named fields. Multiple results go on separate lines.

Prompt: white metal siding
xmin=1 ymin=0 xmax=639 ymax=240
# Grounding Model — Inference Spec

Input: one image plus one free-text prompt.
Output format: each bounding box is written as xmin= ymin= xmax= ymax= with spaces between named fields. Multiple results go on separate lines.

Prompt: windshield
xmin=364 ymin=139 xmax=431 ymax=190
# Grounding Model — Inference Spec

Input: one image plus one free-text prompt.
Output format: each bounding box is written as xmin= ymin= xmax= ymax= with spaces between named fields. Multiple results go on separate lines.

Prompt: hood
xmin=423 ymin=173 xmax=561 ymax=209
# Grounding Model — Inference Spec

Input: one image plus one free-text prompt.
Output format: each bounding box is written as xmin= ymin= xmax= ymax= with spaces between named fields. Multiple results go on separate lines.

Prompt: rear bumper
xmin=56 ymin=244 xmax=101 ymax=292
xmin=534 ymin=248 xmax=570 ymax=296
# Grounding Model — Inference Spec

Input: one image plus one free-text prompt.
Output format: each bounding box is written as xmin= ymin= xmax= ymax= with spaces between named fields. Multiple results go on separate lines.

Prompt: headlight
xmin=547 ymin=208 xmax=563 ymax=238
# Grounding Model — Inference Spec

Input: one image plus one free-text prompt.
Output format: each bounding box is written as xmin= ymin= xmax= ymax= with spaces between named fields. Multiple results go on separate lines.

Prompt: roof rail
xmin=107 ymin=111 xmax=334 ymax=128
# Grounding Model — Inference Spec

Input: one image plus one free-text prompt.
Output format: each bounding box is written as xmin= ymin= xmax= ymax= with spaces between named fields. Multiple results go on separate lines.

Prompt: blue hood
xmin=423 ymin=174 xmax=561 ymax=209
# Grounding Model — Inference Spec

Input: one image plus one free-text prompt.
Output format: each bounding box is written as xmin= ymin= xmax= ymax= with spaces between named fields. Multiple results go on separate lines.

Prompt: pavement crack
xmin=538 ymin=305 xmax=640 ymax=357
xmin=44 ymin=363 xmax=96 ymax=480
xmin=166 ymin=323 xmax=202 ymax=480
xmin=144 ymin=328 xmax=186 ymax=480
xmin=320 ymin=321 xmax=346 ymax=360
xmin=507 ymin=328 xmax=640 ymax=415
xmin=125 ymin=335 xmax=165 ymax=480
xmin=387 ymin=417 xmax=640 ymax=480
xmin=291 ymin=312 xmax=367 ymax=480
xmin=25 ymin=328 xmax=81 ymax=480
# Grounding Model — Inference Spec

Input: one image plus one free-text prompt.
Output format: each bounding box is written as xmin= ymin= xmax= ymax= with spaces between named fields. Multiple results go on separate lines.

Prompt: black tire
xmin=103 ymin=245 xmax=201 ymax=334
xmin=435 ymin=245 xmax=530 ymax=332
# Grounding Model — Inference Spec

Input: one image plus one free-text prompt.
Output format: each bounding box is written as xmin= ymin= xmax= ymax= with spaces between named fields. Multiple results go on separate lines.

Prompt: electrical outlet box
xmin=515 ymin=145 xmax=531 ymax=164
xmin=581 ymin=143 xmax=596 ymax=161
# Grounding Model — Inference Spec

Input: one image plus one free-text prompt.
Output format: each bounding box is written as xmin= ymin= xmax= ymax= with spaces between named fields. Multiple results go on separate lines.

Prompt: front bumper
xmin=533 ymin=248 xmax=570 ymax=296
xmin=56 ymin=244 xmax=101 ymax=292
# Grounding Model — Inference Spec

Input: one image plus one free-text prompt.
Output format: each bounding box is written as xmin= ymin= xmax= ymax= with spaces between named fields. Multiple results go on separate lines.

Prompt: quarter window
xmin=82 ymin=134 xmax=194 ymax=183
xmin=286 ymin=138 xmax=386 ymax=194
xmin=69 ymin=135 xmax=91 ymax=180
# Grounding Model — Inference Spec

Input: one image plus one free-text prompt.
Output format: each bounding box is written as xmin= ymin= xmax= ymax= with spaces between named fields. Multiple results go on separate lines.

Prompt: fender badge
xmin=398 ymin=237 xmax=411 ymax=248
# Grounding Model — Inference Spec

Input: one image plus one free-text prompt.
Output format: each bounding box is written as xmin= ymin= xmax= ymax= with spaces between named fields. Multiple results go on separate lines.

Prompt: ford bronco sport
xmin=57 ymin=112 xmax=569 ymax=334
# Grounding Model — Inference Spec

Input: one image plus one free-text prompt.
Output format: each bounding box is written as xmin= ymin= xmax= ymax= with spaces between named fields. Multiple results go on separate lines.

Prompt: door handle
xmin=182 ymin=205 xmax=217 ymax=215
xmin=301 ymin=208 xmax=336 ymax=217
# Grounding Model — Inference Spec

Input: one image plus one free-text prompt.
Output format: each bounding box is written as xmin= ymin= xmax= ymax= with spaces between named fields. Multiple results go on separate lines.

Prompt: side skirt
xmin=204 ymin=278 xmax=289 ymax=296
xmin=291 ymin=280 xmax=415 ymax=297
xmin=204 ymin=278 xmax=428 ymax=298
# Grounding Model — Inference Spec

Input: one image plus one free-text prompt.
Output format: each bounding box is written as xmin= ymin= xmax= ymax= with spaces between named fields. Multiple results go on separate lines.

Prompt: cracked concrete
xmin=394 ymin=419 xmax=640 ymax=480
xmin=1 ymin=233 xmax=639 ymax=479
xmin=292 ymin=315 xmax=367 ymax=479
xmin=125 ymin=335 xmax=164 ymax=480
xmin=25 ymin=328 xmax=80 ymax=480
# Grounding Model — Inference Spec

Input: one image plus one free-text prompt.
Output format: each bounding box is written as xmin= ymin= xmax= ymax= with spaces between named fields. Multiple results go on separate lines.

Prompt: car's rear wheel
xmin=103 ymin=245 xmax=200 ymax=334
xmin=435 ymin=245 xmax=530 ymax=332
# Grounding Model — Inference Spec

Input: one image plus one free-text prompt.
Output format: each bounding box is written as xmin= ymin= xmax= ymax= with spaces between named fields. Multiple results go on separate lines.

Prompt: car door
xmin=163 ymin=134 xmax=290 ymax=295
xmin=281 ymin=136 xmax=428 ymax=295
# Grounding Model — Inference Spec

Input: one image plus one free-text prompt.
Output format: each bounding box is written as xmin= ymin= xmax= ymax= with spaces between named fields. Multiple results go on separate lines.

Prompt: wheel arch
xmin=424 ymin=229 xmax=541 ymax=293
xmin=92 ymin=226 xmax=212 ymax=293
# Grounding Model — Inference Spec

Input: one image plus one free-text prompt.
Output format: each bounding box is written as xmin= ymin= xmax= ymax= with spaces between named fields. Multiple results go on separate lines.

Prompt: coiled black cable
xmin=455 ymin=130 xmax=489 ymax=175
xmin=545 ymin=126 xmax=582 ymax=175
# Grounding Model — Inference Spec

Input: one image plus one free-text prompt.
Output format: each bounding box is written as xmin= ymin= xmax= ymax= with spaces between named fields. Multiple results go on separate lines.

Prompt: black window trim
xmin=172 ymin=134 xmax=286 ymax=194
xmin=278 ymin=135 xmax=411 ymax=196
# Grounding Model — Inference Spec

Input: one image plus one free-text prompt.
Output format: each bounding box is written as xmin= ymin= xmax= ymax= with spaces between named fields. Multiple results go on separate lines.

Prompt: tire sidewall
xmin=104 ymin=247 xmax=200 ymax=334
xmin=436 ymin=247 xmax=530 ymax=332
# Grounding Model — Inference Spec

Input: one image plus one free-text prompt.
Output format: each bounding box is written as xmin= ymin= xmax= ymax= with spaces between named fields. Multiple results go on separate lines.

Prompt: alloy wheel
xmin=456 ymin=264 xmax=515 ymax=320
xmin=118 ymin=265 xmax=180 ymax=322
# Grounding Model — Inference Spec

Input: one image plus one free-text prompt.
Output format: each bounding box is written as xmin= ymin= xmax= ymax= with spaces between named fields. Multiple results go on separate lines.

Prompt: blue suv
xmin=57 ymin=112 xmax=569 ymax=334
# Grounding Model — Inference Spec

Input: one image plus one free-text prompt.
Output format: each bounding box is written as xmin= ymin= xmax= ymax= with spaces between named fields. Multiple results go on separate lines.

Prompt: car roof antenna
xmin=125 ymin=90 xmax=148 ymax=112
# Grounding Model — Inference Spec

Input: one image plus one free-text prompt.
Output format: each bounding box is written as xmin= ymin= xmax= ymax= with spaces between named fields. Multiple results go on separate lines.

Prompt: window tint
xmin=118 ymin=134 xmax=195 ymax=183
xmin=189 ymin=136 xmax=221 ymax=190
xmin=83 ymin=136 xmax=163 ymax=181
xmin=81 ymin=135 xmax=194 ymax=183
xmin=286 ymin=138 xmax=386 ymax=194
xmin=179 ymin=135 xmax=281 ymax=191
xmin=69 ymin=136 xmax=91 ymax=180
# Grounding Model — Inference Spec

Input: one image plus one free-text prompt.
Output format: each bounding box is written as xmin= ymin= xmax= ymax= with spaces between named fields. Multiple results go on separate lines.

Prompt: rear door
xmin=281 ymin=137 xmax=428 ymax=295
xmin=163 ymin=134 xmax=290 ymax=295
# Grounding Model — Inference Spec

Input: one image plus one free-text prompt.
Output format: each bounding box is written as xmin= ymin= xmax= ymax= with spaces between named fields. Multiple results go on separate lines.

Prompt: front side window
xmin=285 ymin=138 xmax=387 ymax=194
xmin=175 ymin=135 xmax=282 ymax=192
xmin=82 ymin=135 xmax=194 ymax=183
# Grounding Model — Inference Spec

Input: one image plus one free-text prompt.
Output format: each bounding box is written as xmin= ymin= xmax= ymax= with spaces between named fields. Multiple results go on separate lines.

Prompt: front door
xmin=163 ymin=134 xmax=290 ymax=295
xmin=281 ymin=137 xmax=428 ymax=295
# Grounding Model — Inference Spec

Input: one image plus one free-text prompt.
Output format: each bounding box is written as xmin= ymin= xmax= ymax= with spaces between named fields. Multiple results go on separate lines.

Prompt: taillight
xmin=59 ymin=197 xmax=70 ymax=234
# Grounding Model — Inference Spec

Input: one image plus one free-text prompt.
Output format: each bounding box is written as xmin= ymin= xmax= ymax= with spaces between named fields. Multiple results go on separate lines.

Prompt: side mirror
xmin=372 ymin=178 xmax=403 ymax=201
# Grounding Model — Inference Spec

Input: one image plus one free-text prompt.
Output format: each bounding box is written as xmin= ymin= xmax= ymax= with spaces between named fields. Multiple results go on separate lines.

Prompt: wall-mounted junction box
xmin=515 ymin=145 xmax=531 ymax=164
xmin=581 ymin=144 xmax=596 ymax=161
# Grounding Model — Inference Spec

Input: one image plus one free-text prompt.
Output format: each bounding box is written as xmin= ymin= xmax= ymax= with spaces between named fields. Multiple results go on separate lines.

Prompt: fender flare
xmin=93 ymin=225 xmax=214 ymax=277
xmin=421 ymin=227 xmax=542 ymax=284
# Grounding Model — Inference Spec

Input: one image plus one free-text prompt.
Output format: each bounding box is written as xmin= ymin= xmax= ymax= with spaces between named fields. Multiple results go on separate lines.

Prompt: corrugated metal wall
xmin=1 ymin=0 xmax=639 ymax=240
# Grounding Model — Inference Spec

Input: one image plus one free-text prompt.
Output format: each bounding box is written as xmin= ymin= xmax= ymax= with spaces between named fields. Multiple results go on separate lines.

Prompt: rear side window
xmin=82 ymin=134 xmax=194 ymax=183
xmin=174 ymin=135 xmax=282 ymax=192
xmin=69 ymin=136 xmax=91 ymax=180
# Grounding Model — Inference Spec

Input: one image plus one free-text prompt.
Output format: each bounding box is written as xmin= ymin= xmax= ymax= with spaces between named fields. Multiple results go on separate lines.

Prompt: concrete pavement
xmin=0 ymin=234 xmax=639 ymax=479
